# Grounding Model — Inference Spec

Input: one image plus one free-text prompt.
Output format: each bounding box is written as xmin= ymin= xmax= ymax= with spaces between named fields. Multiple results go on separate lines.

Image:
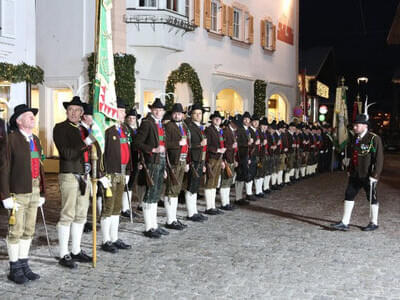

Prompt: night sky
xmin=300 ymin=0 xmax=400 ymax=111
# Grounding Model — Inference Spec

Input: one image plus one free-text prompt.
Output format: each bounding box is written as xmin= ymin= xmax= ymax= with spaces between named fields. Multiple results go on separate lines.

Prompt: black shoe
xmin=155 ymin=227 xmax=170 ymax=235
xmin=113 ymin=239 xmax=132 ymax=249
xmin=330 ymin=221 xmax=349 ymax=231
xmin=235 ymin=199 xmax=250 ymax=206
xmin=19 ymin=259 xmax=40 ymax=281
xmin=165 ymin=221 xmax=184 ymax=230
xmin=121 ymin=210 xmax=131 ymax=218
xmin=59 ymin=254 xmax=78 ymax=269
xmin=246 ymin=195 xmax=257 ymax=201
xmin=83 ymin=222 xmax=92 ymax=233
xmin=215 ymin=208 xmax=224 ymax=215
xmin=8 ymin=261 xmax=29 ymax=284
xmin=362 ymin=223 xmax=379 ymax=231
xmin=263 ymin=189 xmax=271 ymax=194
xmin=220 ymin=204 xmax=234 ymax=211
xmin=204 ymin=208 xmax=219 ymax=215
xmin=143 ymin=229 xmax=161 ymax=238
xmin=256 ymin=193 xmax=264 ymax=198
xmin=101 ymin=241 xmax=119 ymax=253
xmin=187 ymin=214 xmax=204 ymax=222
xmin=158 ymin=200 xmax=164 ymax=207
xmin=177 ymin=220 xmax=188 ymax=228
xmin=71 ymin=250 xmax=92 ymax=263
xmin=137 ymin=205 xmax=143 ymax=212
xmin=196 ymin=213 xmax=208 ymax=221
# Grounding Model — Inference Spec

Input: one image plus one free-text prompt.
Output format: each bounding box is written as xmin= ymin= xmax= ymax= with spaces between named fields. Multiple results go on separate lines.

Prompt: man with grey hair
xmin=2 ymin=104 xmax=46 ymax=284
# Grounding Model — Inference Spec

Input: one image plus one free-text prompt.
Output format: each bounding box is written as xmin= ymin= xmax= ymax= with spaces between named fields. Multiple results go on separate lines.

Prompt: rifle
xmin=205 ymin=162 xmax=215 ymax=180
xmin=140 ymin=152 xmax=154 ymax=187
xmin=190 ymin=162 xmax=200 ymax=178
xmin=166 ymin=154 xmax=179 ymax=186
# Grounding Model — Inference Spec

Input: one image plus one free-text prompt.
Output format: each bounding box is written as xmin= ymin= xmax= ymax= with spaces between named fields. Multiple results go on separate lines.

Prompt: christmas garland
xmin=165 ymin=63 xmax=203 ymax=110
xmin=87 ymin=52 xmax=136 ymax=108
xmin=254 ymin=79 xmax=267 ymax=117
xmin=0 ymin=62 xmax=44 ymax=84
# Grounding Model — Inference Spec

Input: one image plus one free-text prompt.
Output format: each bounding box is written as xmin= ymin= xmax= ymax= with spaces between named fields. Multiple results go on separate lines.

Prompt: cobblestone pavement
xmin=0 ymin=154 xmax=399 ymax=300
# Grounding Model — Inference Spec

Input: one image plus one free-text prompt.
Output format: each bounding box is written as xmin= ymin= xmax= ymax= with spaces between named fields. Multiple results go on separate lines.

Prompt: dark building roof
xmin=299 ymin=47 xmax=333 ymax=77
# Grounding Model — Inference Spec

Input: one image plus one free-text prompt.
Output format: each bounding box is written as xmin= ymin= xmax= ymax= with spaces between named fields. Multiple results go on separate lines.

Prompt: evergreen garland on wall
xmin=165 ymin=63 xmax=203 ymax=110
xmin=254 ymin=79 xmax=267 ymax=117
xmin=87 ymin=52 xmax=136 ymax=108
xmin=0 ymin=62 xmax=44 ymax=84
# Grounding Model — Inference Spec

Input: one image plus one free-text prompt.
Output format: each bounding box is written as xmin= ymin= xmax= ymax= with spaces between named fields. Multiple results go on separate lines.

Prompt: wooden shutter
xmin=272 ymin=24 xmax=276 ymax=50
xmin=221 ymin=3 xmax=227 ymax=35
xmin=260 ymin=20 xmax=266 ymax=48
xmin=248 ymin=15 xmax=254 ymax=44
xmin=194 ymin=0 xmax=200 ymax=26
xmin=204 ymin=0 xmax=211 ymax=30
xmin=228 ymin=6 xmax=234 ymax=37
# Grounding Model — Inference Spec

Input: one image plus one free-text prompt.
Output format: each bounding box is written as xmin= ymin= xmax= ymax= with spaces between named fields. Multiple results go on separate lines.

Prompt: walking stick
xmin=39 ymin=205 xmax=54 ymax=258
xmin=91 ymin=146 xmax=98 ymax=268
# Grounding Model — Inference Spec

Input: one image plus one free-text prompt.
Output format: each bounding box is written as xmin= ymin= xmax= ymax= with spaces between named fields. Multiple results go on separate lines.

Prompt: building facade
xmin=0 ymin=0 xmax=36 ymax=121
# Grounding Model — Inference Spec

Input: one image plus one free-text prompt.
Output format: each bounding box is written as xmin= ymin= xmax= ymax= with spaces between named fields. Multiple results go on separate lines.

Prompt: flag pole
xmin=91 ymin=0 xmax=101 ymax=269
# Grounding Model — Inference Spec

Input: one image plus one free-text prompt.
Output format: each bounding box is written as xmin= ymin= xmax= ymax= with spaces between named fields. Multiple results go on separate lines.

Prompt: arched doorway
xmin=216 ymin=89 xmax=243 ymax=118
xmin=175 ymin=82 xmax=193 ymax=110
xmin=267 ymin=93 xmax=287 ymax=122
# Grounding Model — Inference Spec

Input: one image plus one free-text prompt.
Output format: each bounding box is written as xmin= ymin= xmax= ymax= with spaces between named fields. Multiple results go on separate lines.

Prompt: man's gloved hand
xmin=125 ymin=175 xmax=130 ymax=185
xmin=369 ymin=177 xmax=378 ymax=184
xmin=84 ymin=134 xmax=96 ymax=146
xmin=99 ymin=176 xmax=111 ymax=189
xmin=38 ymin=197 xmax=45 ymax=208
xmin=2 ymin=197 xmax=14 ymax=210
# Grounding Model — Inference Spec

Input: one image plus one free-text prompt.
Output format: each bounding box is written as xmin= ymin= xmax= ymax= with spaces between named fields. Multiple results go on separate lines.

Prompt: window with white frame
xmin=244 ymin=12 xmax=249 ymax=41
xmin=166 ymin=0 xmax=178 ymax=12
xmin=211 ymin=0 xmax=218 ymax=32
xmin=139 ymin=0 xmax=157 ymax=7
xmin=233 ymin=8 xmax=241 ymax=39
xmin=0 ymin=0 xmax=16 ymax=38
xmin=266 ymin=20 xmax=274 ymax=49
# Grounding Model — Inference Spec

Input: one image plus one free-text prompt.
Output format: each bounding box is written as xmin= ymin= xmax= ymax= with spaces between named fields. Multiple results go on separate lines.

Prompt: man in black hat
xmin=121 ymin=108 xmax=141 ymax=219
xmin=2 ymin=105 xmax=46 ymax=284
xmin=331 ymin=114 xmax=384 ymax=231
xmin=0 ymin=108 xmax=8 ymax=203
xmin=204 ymin=111 xmax=226 ymax=215
xmin=234 ymin=112 xmax=251 ymax=205
xmin=242 ymin=112 xmax=258 ymax=200
xmin=53 ymin=96 xmax=94 ymax=268
xmin=101 ymin=99 xmax=132 ymax=252
xmin=268 ymin=121 xmax=279 ymax=190
xmin=163 ymin=103 xmax=189 ymax=230
xmin=259 ymin=118 xmax=272 ymax=193
xmin=275 ymin=121 xmax=285 ymax=188
xmin=134 ymin=98 xmax=167 ymax=238
xmin=184 ymin=103 xmax=208 ymax=222
xmin=251 ymin=114 xmax=265 ymax=198
xmin=284 ymin=122 xmax=296 ymax=184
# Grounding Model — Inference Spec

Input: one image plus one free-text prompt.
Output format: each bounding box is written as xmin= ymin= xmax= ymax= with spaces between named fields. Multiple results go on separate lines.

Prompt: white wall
xmin=0 ymin=0 xmax=36 ymax=113
xmin=127 ymin=0 xmax=299 ymax=117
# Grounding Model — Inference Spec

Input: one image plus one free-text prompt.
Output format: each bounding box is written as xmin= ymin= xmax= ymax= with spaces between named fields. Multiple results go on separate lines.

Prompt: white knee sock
xmin=277 ymin=171 xmax=283 ymax=185
xmin=18 ymin=239 xmax=32 ymax=259
xmin=151 ymin=202 xmax=158 ymax=229
xmin=263 ymin=175 xmax=271 ymax=191
xmin=235 ymin=181 xmax=244 ymax=200
xmin=110 ymin=215 xmax=120 ymax=242
xmin=342 ymin=200 xmax=355 ymax=225
xmin=255 ymin=178 xmax=263 ymax=194
xmin=204 ymin=189 xmax=214 ymax=209
xmin=220 ymin=187 xmax=230 ymax=206
xmin=101 ymin=217 xmax=111 ymax=243
xmin=245 ymin=181 xmax=253 ymax=196
xmin=71 ymin=222 xmax=84 ymax=255
xmin=271 ymin=173 xmax=277 ymax=185
xmin=7 ymin=241 xmax=19 ymax=262
xmin=57 ymin=224 xmax=70 ymax=258
xmin=165 ymin=196 xmax=178 ymax=224
xmin=185 ymin=191 xmax=197 ymax=217
xmin=121 ymin=190 xmax=131 ymax=212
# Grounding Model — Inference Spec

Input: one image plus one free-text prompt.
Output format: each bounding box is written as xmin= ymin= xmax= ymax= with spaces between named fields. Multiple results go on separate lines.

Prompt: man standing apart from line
xmin=331 ymin=114 xmax=384 ymax=231
xmin=2 ymin=105 xmax=45 ymax=284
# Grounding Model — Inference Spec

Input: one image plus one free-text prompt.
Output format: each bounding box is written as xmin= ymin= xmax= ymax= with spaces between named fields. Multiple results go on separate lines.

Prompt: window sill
xmin=230 ymin=38 xmax=251 ymax=49
xmin=263 ymin=46 xmax=276 ymax=53
xmin=207 ymin=30 xmax=224 ymax=40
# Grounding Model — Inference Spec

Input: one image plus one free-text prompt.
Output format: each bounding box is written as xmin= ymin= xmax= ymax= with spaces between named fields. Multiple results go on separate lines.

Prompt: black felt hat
xmin=83 ymin=103 xmax=93 ymax=116
xmin=9 ymin=104 xmax=38 ymax=129
xmin=126 ymin=108 xmax=141 ymax=119
xmin=148 ymin=98 xmax=165 ymax=110
xmin=171 ymin=103 xmax=186 ymax=114
xmin=188 ymin=103 xmax=205 ymax=115
xmin=209 ymin=110 xmax=225 ymax=120
xmin=242 ymin=111 xmax=251 ymax=120
xmin=353 ymin=114 xmax=369 ymax=125
xmin=63 ymin=96 xmax=85 ymax=110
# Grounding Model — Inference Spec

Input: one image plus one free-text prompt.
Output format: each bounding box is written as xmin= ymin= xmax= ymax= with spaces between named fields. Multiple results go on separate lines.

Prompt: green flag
xmin=333 ymin=86 xmax=349 ymax=151
xmin=92 ymin=0 xmax=118 ymax=153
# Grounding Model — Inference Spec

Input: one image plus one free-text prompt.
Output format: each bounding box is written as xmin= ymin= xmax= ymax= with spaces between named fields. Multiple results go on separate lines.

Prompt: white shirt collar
xmin=250 ymin=126 xmax=257 ymax=131
xmin=359 ymin=129 xmax=368 ymax=139
xmin=229 ymin=125 xmax=235 ymax=131
xmin=80 ymin=121 xmax=90 ymax=130
xmin=19 ymin=129 xmax=32 ymax=141
xmin=194 ymin=121 xmax=201 ymax=126
xmin=151 ymin=114 xmax=161 ymax=123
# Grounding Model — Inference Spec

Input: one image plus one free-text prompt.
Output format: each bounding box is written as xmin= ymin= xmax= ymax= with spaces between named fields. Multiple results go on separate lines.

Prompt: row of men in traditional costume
xmin=0 ymin=96 xmax=333 ymax=284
